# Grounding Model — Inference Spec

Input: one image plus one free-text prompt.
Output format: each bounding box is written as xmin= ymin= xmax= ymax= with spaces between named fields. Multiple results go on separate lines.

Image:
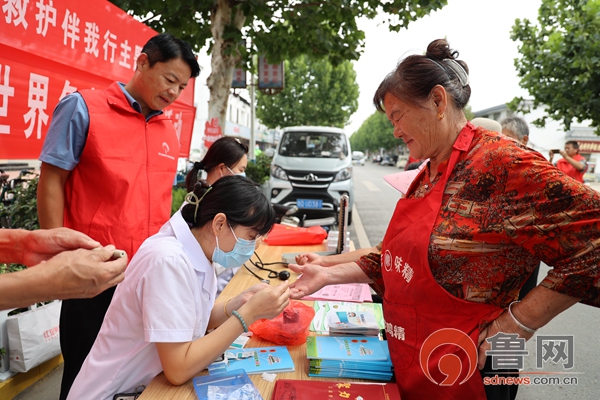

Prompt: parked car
xmin=352 ymin=151 xmax=366 ymax=166
xmin=379 ymin=155 xmax=395 ymax=166
xmin=268 ymin=126 xmax=354 ymax=225
xmin=396 ymin=155 xmax=409 ymax=169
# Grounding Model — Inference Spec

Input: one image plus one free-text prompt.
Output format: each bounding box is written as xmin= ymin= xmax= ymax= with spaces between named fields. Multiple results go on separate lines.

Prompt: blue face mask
xmin=212 ymin=224 xmax=256 ymax=269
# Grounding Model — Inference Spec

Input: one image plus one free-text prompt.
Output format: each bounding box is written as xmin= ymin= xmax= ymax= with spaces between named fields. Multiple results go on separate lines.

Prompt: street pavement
xmin=13 ymin=163 xmax=600 ymax=400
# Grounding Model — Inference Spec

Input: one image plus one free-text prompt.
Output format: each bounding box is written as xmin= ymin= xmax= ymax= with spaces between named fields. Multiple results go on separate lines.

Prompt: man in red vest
xmin=37 ymin=33 xmax=200 ymax=400
xmin=549 ymin=140 xmax=588 ymax=183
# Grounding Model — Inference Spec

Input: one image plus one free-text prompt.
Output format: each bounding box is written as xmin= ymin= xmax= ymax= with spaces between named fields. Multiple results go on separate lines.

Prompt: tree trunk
xmin=206 ymin=0 xmax=246 ymax=135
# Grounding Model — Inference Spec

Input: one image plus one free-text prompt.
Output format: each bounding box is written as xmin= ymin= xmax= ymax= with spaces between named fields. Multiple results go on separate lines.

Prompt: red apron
xmin=382 ymin=125 xmax=504 ymax=400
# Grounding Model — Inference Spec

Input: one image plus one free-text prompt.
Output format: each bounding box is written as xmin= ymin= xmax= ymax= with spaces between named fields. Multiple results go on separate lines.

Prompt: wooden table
xmin=138 ymin=242 xmax=361 ymax=400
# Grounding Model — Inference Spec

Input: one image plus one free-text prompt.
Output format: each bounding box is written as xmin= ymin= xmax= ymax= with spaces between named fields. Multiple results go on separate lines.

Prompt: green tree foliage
xmin=349 ymin=111 xmax=399 ymax=152
xmin=245 ymin=153 xmax=272 ymax=185
xmin=109 ymin=0 xmax=447 ymax=132
xmin=0 ymin=174 xmax=38 ymax=275
xmin=171 ymin=187 xmax=187 ymax=216
xmin=256 ymin=56 xmax=358 ymax=128
xmin=510 ymin=0 xmax=600 ymax=132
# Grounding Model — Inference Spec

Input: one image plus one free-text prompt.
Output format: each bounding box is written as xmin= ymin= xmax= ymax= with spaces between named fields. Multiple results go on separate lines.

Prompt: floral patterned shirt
xmin=358 ymin=126 xmax=600 ymax=308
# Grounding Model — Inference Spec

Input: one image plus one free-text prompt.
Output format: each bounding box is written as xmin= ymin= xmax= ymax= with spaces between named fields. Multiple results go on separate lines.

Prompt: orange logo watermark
xmin=419 ymin=328 xmax=478 ymax=386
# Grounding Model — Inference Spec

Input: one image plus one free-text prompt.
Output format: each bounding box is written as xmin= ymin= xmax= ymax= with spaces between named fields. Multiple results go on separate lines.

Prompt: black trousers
xmin=480 ymin=356 xmax=519 ymax=400
xmin=59 ymin=286 xmax=116 ymax=400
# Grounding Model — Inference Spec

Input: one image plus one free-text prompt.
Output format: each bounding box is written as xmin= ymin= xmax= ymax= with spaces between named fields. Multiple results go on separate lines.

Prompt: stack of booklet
xmin=305 ymin=336 xmax=393 ymax=381
xmin=327 ymin=310 xmax=380 ymax=336
xmin=310 ymin=301 xmax=385 ymax=334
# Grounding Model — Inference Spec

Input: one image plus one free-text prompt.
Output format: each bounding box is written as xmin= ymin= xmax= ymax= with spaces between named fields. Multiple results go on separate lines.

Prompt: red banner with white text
xmin=0 ymin=0 xmax=195 ymax=159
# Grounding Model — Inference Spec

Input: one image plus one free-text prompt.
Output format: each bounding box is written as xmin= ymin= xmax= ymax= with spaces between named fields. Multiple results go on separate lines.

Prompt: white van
xmin=268 ymin=126 xmax=354 ymax=225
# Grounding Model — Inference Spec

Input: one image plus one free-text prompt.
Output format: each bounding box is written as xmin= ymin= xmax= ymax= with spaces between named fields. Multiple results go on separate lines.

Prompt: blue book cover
xmin=209 ymin=346 xmax=295 ymax=375
xmin=306 ymin=336 xmax=389 ymax=361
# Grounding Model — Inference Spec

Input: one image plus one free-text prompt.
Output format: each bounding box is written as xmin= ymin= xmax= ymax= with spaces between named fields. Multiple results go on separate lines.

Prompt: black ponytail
xmin=181 ymin=176 xmax=275 ymax=236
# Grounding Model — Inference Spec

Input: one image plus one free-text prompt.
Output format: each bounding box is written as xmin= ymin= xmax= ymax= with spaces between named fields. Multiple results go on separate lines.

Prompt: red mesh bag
xmin=249 ymin=300 xmax=315 ymax=346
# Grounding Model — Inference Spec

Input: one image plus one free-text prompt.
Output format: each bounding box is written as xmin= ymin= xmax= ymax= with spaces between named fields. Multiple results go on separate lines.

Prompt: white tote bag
xmin=7 ymin=301 xmax=61 ymax=373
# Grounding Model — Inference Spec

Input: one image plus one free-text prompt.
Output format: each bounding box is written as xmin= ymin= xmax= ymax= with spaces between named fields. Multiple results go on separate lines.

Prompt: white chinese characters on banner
xmin=35 ymin=0 xmax=56 ymax=37
xmin=3 ymin=0 xmax=28 ymax=28
xmin=118 ymin=39 xmax=132 ymax=69
xmin=0 ymin=64 xmax=15 ymax=135
xmin=84 ymin=21 xmax=100 ymax=57
xmin=61 ymin=9 xmax=80 ymax=49
xmin=59 ymin=80 xmax=77 ymax=101
xmin=103 ymin=29 xmax=117 ymax=63
xmin=23 ymin=72 xmax=49 ymax=139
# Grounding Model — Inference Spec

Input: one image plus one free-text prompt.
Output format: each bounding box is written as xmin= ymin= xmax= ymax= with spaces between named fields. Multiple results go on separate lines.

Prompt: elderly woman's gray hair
xmin=500 ymin=116 xmax=529 ymax=140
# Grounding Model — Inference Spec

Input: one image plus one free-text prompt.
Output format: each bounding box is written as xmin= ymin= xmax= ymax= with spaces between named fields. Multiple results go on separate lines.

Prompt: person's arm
xmin=208 ymin=282 xmax=269 ymax=330
xmin=155 ymin=282 xmax=289 ymax=385
xmin=0 ymin=228 xmax=100 ymax=266
xmin=477 ymin=286 xmax=580 ymax=369
xmin=37 ymin=162 xmax=70 ymax=229
xmin=288 ymin=261 xmax=372 ymax=299
xmin=558 ymin=149 xmax=586 ymax=171
xmin=295 ymin=245 xmax=379 ymax=267
xmin=0 ymin=246 xmax=127 ymax=310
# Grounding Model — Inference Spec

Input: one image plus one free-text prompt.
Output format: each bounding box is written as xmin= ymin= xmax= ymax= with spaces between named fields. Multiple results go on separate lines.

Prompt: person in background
xmin=549 ymin=140 xmax=587 ymax=183
xmin=0 ymin=228 xmax=126 ymax=310
xmin=185 ymin=137 xmax=249 ymax=191
xmin=500 ymin=116 xmax=529 ymax=146
xmin=185 ymin=136 xmax=249 ymax=294
xmin=470 ymin=117 xmax=502 ymax=134
xmin=67 ymin=176 xmax=289 ymax=400
xmin=37 ymin=33 xmax=201 ymax=400
xmin=289 ymin=38 xmax=600 ymax=400
xmin=500 ymin=116 xmax=539 ymax=300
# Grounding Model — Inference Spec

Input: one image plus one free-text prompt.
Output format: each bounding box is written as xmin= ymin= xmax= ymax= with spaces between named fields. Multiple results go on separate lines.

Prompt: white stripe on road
xmin=352 ymin=204 xmax=371 ymax=249
xmin=362 ymin=181 xmax=381 ymax=192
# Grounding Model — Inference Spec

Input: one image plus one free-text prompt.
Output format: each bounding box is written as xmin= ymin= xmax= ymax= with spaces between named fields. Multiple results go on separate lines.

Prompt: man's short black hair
xmin=565 ymin=140 xmax=580 ymax=150
xmin=142 ymin=33 xmax=201 ymax=78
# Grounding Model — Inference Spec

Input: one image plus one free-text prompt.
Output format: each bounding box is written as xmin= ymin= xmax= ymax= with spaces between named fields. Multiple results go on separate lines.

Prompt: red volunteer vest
xmin=556 ymin=154 xmax=586 ymax=183
xmin=382 ymin=124 xmax=504 ymax=400
xmin=64 ymin=82 xmax=178 ymax=259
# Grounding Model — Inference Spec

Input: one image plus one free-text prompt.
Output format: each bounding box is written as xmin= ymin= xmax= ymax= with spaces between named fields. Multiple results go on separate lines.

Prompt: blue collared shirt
xmin=39 ymin=82 xmax=163 ymax=171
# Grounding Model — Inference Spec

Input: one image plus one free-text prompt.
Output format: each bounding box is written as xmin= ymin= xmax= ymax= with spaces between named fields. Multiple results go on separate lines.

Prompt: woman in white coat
xmin=67 ymin=176 xmax=289 ymax=400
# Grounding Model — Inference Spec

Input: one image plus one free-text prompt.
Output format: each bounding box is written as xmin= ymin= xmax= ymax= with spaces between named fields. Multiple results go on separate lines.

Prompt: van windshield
xmin=278 ymin=132 xmax=348 ymax=158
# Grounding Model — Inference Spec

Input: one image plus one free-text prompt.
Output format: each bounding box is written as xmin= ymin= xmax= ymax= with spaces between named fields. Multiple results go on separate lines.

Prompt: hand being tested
xmin=44 ymin=245 xmax=127 ymax=299
xmin=295 ymin=252 xmax=324 ymax=266
xmin=18 ymin=228 xmax=101 ymax=266
xmin=287 ymin=263 xmax=329 ymax=299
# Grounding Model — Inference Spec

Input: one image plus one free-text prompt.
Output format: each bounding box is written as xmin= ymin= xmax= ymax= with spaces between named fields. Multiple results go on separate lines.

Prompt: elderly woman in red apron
xmin=289 ymin=38 xmax=600 ymax=400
